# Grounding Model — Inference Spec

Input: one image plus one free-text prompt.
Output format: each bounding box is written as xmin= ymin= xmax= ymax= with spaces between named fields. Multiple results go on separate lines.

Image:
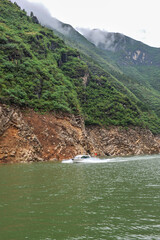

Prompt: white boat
xmin=72 ymin=154 xmax=92 ymax=163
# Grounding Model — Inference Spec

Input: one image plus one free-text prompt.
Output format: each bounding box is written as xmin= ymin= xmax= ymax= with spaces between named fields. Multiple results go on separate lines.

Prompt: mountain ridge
xmin=1 ymin=0 xmax=160 ymax=134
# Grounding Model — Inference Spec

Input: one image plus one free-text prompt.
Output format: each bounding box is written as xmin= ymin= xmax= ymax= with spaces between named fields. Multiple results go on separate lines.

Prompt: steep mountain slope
xmin=79 ymin=29 xmax=160 ymax=116
xmin=1 ymin=0 xmax=160 ymax=134
xmin=0 ymin=0 xmax=87 ymax=113
xmin=10 ymin=0 xmax=153 ymax=108
xmin=20 ymin=1 xmax=160 ymax=118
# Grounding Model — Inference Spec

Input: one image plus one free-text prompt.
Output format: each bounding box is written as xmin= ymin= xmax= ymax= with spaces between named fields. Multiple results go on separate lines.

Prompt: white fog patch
xmin=10 ymin=0 xmax=72 ymax=35
xmin=77 ymin=28 xmax=126 ymax=52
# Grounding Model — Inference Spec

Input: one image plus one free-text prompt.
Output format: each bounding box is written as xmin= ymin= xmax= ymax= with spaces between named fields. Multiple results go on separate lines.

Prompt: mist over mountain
xmin=78 ymin=28 xmax=160 ymax=62
xmin=77 ymin=28 xmax=128 ymax=52
xmin=9 ymin=0 xmax=160 ymax=117
xmin=77 ymin=28 xmax=160 ymax=116
xmin=10 ymin=0 xmax=133 ymax=51
xmin=11 ymin=0 xmax=157 ymax=54
xmin=10 ymin=0 xmax=73 ymax=36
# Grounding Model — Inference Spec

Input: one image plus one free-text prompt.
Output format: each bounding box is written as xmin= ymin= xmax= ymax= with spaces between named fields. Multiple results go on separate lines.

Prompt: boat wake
xmin=62 ymin=154 xmax=160 ymax=164
xmin=62 ymin=157 xmax=113 ymax=164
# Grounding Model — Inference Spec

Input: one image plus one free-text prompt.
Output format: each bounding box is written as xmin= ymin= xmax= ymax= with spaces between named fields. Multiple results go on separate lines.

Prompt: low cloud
xmin=10 ymin=0 xmax=72 ymax=35
xmin=10 ymin=0 xmax=126 ymax=51
xmin=77 ymin=28 xmax=125 ymax=52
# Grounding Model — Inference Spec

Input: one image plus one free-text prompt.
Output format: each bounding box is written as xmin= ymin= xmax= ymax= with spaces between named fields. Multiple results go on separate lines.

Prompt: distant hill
xmin=1 ymin=0 xmax=160 ymax=133
xmin=26 ymin=6 xmax=160 ymax=118
xmin=79 ymin=29 xmax=160 ymax=116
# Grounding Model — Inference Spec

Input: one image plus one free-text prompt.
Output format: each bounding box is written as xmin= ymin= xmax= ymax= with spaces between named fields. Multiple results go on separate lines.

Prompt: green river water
xmin=0 ymin=155 xmax=160 ymax=240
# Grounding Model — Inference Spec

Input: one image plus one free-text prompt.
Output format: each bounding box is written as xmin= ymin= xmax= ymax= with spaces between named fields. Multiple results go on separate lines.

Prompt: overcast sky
xmin=13 ymin=0 xmax=160 ymax=47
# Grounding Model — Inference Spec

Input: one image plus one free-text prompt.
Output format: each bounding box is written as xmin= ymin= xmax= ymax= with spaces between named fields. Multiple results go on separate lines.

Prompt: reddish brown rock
xmin=0 ymin=105 xmax=42 ymax=163
xmin=86 ymin=126 xmax=160 ymax=156
xmin=0 ymin=104 xmax=160 ymax=163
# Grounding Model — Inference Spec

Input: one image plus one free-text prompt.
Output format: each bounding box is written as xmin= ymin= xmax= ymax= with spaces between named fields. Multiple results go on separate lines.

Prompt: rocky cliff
xmin=0 ymin=104 xmax=160 ymax=163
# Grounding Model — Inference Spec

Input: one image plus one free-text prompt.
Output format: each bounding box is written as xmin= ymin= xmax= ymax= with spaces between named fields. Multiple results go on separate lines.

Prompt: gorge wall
xmin=0 ymin=104 xmax=160 ymax=163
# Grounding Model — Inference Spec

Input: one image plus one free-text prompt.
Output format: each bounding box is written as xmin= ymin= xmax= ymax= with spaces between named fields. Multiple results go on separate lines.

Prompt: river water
xmin=0 ymin=155 xmax=160 ymax=240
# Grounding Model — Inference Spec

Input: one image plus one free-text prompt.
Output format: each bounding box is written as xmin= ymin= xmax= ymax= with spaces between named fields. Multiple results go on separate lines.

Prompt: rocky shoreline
xmin=0 ymin=104 xmax=160 ymax=163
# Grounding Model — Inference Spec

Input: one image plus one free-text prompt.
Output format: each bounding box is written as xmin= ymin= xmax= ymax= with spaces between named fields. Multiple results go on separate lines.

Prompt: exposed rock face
xmin=0 ymin=105 xmax=42 ymax=163
xmin=22 ymin=110 xmax=95 ymax=161
xmin=81 ymin=72 xmax=89 ymax=86
xmin=86 ymin=126 xmax=160 ymax=156
xmin=0 ymin=104 xmax=160 ymax=163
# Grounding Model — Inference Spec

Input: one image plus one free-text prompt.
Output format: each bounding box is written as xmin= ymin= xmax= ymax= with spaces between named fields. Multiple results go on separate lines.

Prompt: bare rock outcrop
xmin=0 ymin=104 xmax=160 ymax=163
xmin=22 ymin=111 xmax=95 ymax=161
xmin=0 ymin=105 xmax=42 ymax=163
xmin=86 ymin=126 xmax=160 ymax=156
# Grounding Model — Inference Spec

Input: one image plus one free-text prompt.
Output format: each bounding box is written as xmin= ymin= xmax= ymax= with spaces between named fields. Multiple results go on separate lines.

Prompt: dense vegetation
xmin=0 ymin=0 xmax=160 ymax=133
xmin=52 ymin=24 xmax=160 ymax=118
xmin=78 ymin=29 xmax=160 ymax=117
xmin=0 ymin=0 xmax=86 ymax=113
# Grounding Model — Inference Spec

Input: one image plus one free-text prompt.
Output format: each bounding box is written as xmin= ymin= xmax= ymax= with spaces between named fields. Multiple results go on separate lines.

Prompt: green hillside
xmin=80 ymin=29 xmax=160 ymax=116
xmin=0 ymin=0 xmax=160 ymax=133
xmin=0 ymin=0 xmax=86 ymax=113
xmin=47 ymin=22 xmax=160 ymax=117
